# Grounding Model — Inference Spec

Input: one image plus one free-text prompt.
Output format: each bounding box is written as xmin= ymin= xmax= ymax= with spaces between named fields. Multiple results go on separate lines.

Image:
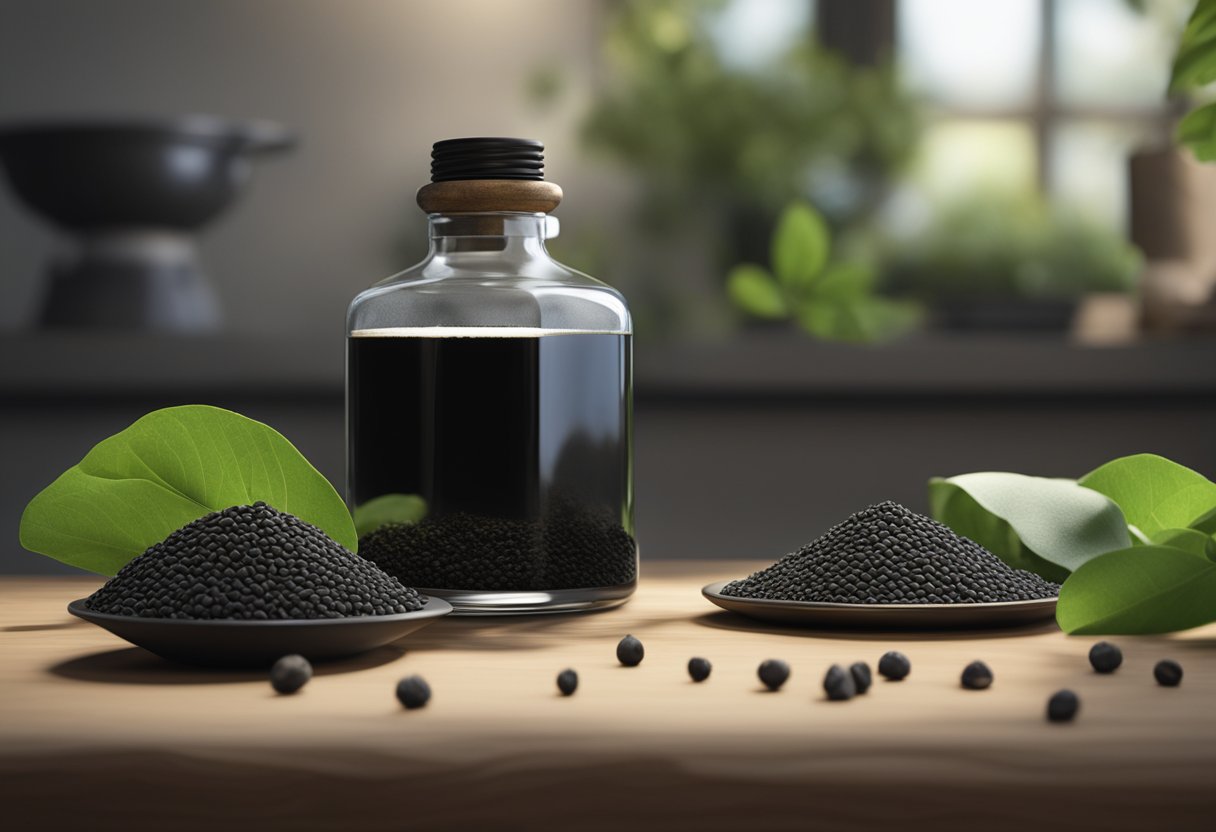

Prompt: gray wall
xmin=0 ymin=0 xmax=607 ymax=332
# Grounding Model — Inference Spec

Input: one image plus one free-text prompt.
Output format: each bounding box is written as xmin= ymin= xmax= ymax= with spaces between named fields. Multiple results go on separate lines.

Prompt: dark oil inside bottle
xmin=348 ymin=330 xmax=635 ymax=593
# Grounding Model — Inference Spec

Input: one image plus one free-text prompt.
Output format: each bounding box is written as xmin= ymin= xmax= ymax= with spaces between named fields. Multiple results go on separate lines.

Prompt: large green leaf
xmin=1056 ymin=545 xmax=1216 ymax=634
xmin=727 ymin=264 xmax=788 ymax=318
xmin=19 ymin=405 xmax=356 ymax=575
xmin=353 ymin=493 xmax=427 ymax=537
xmin=771 ymin=201 xmax=829 ymax=294
xmin=929 ymin=472 xmax=1131 ymax=581
xmin=1079 ymin=453 xmax=1216 ymax=538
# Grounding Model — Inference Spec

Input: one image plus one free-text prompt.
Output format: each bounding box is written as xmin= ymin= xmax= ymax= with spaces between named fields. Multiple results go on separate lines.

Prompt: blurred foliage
xmin=576 ymin=0 xmax=920 ymax=228
xmin=1172 ymin=0 xmax=1216 ymax=160
xmin=727 ymin=201 xmax=922 ymax=342
xmin=881 ymin=195 xmax=1142 ymax=300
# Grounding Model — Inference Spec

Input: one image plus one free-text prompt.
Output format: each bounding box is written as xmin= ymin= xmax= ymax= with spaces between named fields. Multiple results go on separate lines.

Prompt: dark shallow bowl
xmin=702 ymin=581 xmax=1057 ymax=629
xmin=0 ymin=116 xmax=293 ymax=231
xmin=68 ymin=597 xmax=452 ymax=668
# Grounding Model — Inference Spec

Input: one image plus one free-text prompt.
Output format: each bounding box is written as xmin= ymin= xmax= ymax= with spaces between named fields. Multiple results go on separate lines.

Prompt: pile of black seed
xmin=86 ymin=502 xmax=426 ymax=619
xmin=722 ymin=501 xmax=1059 ymax=604
xmin=359 ymin=497 xmax=636 ymax=590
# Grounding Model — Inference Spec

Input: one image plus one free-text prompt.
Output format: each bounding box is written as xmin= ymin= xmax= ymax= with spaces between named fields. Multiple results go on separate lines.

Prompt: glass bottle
xmin=346 ymin=138 xmax=635 ymax=614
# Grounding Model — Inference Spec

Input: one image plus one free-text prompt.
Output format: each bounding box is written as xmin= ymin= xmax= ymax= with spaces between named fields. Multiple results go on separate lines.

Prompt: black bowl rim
xmin=0 ymin=115 xmax=294 ymax=152
xmin=701 ymin=580 xmax=1058 ymax=613
xmin=67 ymin=595 xmax=453 ymax=627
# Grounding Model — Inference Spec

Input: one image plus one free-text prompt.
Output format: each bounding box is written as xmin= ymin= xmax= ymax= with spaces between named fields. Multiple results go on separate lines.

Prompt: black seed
xmin=617 ymin=634 xmax=644 ymax=667
xmin=688 ymin=657 xmax=712 ymax=682
xmin=758 ymin=659 xmax=790 ymax=691
xmin=270 ymin=654 xmax=312 ymax=694
xmin=824 ymin=664 xmax=857 ymax=701
xmin=849 ymin=662 xmax=872 ymax=694
xmin=961 ymin=660 xmax=994 ymax=690
xmin=85 ymin=504 xmax=426 ymax=620
xmin=1047 ymin=689 xmax=1079 ymax=722
xmin=557 ymin=668 xmax=579 ymax=696
xmin=1089 ymin=641 xmax=1123 ymax=674
xmin=358 ymin=495 xmax=637 ymax=591
xmin=1153 ymin=659 xmax=1183 ymax=687
xmin=720 ymin=501 xmax=1059 ymax=605
xmin=396 ymin=675 xmax=432 ymax=709
xmin=878 ymin=651 xmax=911 ymax=681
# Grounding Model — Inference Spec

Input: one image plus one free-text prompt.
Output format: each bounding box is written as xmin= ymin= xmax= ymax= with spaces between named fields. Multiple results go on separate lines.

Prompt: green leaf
xmin=812 ymin=262 xmax=876 ymax=299
xmin=353 ymin=493 xmax=427 ymax=537
xmin=1176 ymin=102 xmax=1216 ymax=163
xmin=1191 ymin=505 xmax=1216 ymax=535
xmin=1170 ymin=0 xmax=1216 ymax=92
xmin=929 ymin=472 xmax=1131 ymax=580
xmin=1056 ymin=545 xmax=1216 ymax=634
xmin=1079 ymin=453 xmax=1216 ymax=538
xmin=796 ymin=297 xmax=921 ymax=343
xmin=771 ymin=201 xmax=830 ymax=293
xmin=19 ymin=405 xmax=356 ymax=575
xmin=727 ymin=264 xmax=788 ymax=318
xmin=1150 ymin=527 xmax=1216 ymax=560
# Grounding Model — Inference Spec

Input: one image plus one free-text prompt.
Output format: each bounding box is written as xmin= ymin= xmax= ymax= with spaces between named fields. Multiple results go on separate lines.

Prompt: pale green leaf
xmin=353 ymin=493 xmax=428 ymax=537
xmin=19 ymin=405 xmax=356 ymax=575
xmin=1057 ymin=545 xmax=1216 ymax=634
xmin=1151 ymin=527 xmax=1216 ymax=559
xmin=1079 ymin=453 xmax=1216 ymax=538
xmin=772 ymin=202 xmax=830 ymax=292
xmin=727 ymin=264 xmax=788 ymax=318
xmin=929 ymin=472 xmax=1131 ymax=579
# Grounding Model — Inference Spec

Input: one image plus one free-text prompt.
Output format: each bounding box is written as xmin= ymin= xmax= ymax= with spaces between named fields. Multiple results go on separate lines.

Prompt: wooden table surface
xmin=2 ymin=562 xmax=1214 ymax=831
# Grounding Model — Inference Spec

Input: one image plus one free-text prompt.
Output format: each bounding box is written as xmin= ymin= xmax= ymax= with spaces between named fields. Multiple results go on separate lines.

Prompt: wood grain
xmin=416 ymin=179 xmax=562 ymax=214
xmin=2 ymin=563 xmax=1214 ymax=831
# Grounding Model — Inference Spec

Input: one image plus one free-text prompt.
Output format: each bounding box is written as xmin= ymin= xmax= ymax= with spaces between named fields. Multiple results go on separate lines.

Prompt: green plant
xmin=1172 ymin=0 xmax=1216 ymax=160
xmin=727 ymin=201 xmax=921 ymax=342
xmin=882 ymin=194 xmax=1141 ymax=300
xmin=575 ymin=1 xmax=920 ymax=226
xmin=19 ymin=405 xmax=355 ymax=575
xmin=931 ymin=454 xmax=1216 ymax=634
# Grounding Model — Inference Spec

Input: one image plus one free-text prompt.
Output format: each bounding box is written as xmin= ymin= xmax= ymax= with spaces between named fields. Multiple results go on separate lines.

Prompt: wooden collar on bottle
xmin=416 ymin=180 xmax=563 ymax=214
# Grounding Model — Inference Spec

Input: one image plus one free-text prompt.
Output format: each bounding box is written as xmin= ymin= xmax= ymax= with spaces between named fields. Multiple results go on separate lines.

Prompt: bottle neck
xmin=427 ymin=213 xmax=550 ymax=259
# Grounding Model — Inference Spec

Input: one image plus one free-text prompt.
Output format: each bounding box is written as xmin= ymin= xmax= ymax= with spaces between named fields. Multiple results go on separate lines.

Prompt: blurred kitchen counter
xmin=1 ymin=562 xmax=1214 ymax=832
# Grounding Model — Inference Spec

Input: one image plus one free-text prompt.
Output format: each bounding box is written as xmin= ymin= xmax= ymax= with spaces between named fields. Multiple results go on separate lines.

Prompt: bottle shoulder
xmin=348 ymin=255 xmax=631 ymax=334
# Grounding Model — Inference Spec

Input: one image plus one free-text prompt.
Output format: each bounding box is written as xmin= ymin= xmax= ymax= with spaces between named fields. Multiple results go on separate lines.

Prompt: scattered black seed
xmin=557 ymin=668 xmax=579 ymax=696
xmin=1154 ymin=659 xmax=1183 ymax=687
xmin=878 ymin=651 xmax=911 ymax=681
xmin=396 ymin=675 xmax=432 ymax=709
xmin=85 ymin=503 xmax=426 ymax=620
xmin=824 ymin=664 xmax=857 ymax=701
xmin=849 ymin=662 xmax=872 ymax=694
xmin=617 ymin=634 xmax=645 ymax=666
xmin=1089 ymin=641 xmax=1123 ymax=674
xmin=688 ymin=657 xmax=712 ymax=682
xmin=758 ymin=659 xmax=790 ymax=691
xmin=961 ymin=660 xmax=994 ymax=690
xmin=269 ymin=654 xmax=312 ymax=694
xmin=721 ymin=501 xmax=1058 ymax=604
xmin=1047 ymin=689 xmax=1079 ymax=722
xmin=358 ymin=495 xmax=636 ymax=591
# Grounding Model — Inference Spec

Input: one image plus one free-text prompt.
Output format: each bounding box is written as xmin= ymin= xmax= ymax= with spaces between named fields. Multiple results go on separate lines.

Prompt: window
xmin=896 ymin=0 xmax=1187 ymax=230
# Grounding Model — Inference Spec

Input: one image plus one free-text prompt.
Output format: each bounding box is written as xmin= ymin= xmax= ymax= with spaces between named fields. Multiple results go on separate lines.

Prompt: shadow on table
xmin=3 ymin=619 xmax=87 ymax=633
xmin=692 ymin=610 xmax=1060 ymax=641
xmin=47 ymin=643 xmax=404 ymax=685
